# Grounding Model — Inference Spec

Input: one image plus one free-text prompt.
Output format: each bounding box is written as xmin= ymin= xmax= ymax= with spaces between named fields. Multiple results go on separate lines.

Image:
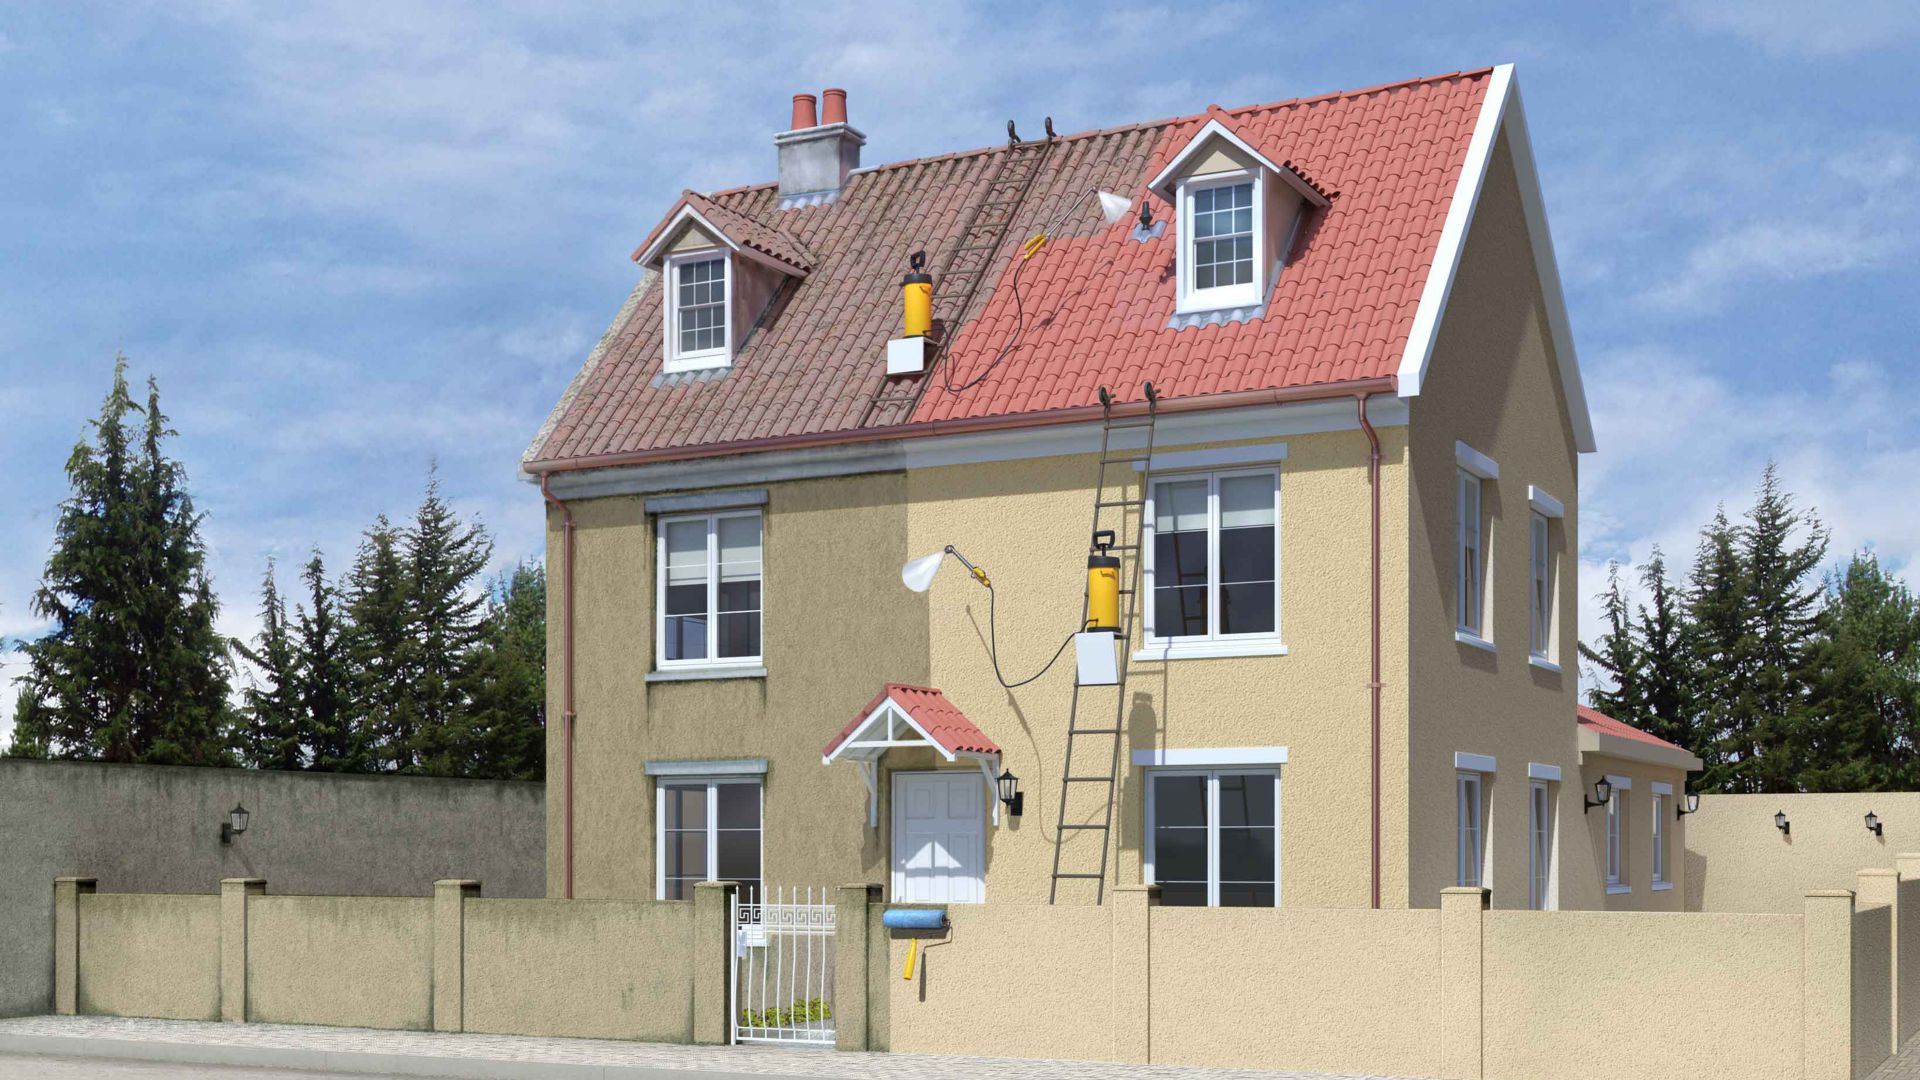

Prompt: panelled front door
xmin=892 ymin=771 xmax=985 ymax=903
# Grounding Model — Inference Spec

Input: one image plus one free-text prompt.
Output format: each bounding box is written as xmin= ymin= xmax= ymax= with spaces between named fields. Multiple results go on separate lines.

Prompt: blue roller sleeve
xmin=882 ymin=907 xmax=948 ymax=930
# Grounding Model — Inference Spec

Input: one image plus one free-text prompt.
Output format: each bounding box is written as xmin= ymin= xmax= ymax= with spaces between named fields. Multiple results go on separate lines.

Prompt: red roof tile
xmin=824 ymin=684 xmax=1000 ymax=760
xmin=1576 ymin=705 xmax=1689 ymax=755
xmin=530 ymin=69 xmax=1492 ymax=468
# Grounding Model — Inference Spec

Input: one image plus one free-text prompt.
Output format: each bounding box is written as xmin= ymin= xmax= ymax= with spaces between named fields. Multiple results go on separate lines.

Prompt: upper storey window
xmin=665 ymin=252 xmax=731 ymax=373
xmin=1185 ymin=177 xmax=1258 ymax=306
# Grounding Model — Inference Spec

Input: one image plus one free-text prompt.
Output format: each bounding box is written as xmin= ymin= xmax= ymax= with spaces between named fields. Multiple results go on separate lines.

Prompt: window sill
xmin=646 ymin=665 xmax=767 ymax=683
xmin=1651 ymin=881 xmax=1674 ymax=892
xmin=1528 ymin=654 xmax=1562 ymax=673
xmin=1133 ymin=639 xmax=1289 ymax=662
xmin=1455 ymin=630 xmax=1495 ymax=653
xmin=662 ymin=352 xmax=731 ymax=374
xmin=1606 ymin=884 xmax=1633 ymax=896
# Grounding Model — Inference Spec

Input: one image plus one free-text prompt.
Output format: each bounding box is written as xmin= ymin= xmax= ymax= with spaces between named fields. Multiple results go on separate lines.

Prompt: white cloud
xmin=1663 ymin=0 xmax=1920 ymax=58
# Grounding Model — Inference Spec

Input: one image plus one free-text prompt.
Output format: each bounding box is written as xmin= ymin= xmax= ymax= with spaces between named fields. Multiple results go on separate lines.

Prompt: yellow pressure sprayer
xmin=902 ymin=250 xmax=933 ymax=338
xmin=1085 ymin=530 xmax=1121 ymax=635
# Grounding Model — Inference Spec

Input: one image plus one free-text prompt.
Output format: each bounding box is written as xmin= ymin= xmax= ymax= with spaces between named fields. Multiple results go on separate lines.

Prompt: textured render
xmin=459 ymin=898 xmax=695 ymax=1041
xmin=907 ymin=424 xmax=1411 ymax=907
xmin=1899 ymin=862 xmax=1920 ymax=1048
xmin=1149 ymin=906 xmax=1443 ymax=1074
xmin=1686 ymin=794 xmax=1920 ymax=913
xmin=1808 ymin=892 xmax=1857 ymax=1080
xmin=886 ymin=904 xmax=1116 ymax=1062
xmin=432 ymin=880 xmax=481 ymax=1034
xmin=1405 ymin=130 xmax=1588 ymax=911
xmin=1575 ymin=753 xmax=1689 ymax=912
xmin=1857 ymin=900 xmax=1895 ymax=1079
xmin=0 ymin=757 xmax=541 ymax=1018
xmin=1481 ymin=908 xmax=1805 ymax=1080
xmin=545 ymin=470 xmax=928 ymax=900
xmin=242 ymin=896 xmax=433 ymax=1030
xmin=74 ymin=894 xmax=220 ymax=1022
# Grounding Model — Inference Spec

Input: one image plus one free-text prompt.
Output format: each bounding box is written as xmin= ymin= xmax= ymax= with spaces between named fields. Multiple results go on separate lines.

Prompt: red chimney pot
xmin=791 ymin=93 xmax=818 ymax=131
xmin=821 ymin=88 xmax=847 ymax=126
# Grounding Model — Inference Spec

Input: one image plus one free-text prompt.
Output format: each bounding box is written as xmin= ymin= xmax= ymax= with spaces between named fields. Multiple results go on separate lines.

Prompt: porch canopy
xmin=822 ymin=684 xmax=1004 ymax=826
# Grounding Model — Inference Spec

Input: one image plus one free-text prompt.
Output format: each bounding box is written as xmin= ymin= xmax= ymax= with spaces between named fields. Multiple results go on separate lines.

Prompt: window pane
xmin=1153 ymin=775 xmax=1207 ymax=826
xmin=718 ymin=516 xmax=761 ymax=569
xmin=1158 ymin=881 xmax=1208 ymax=907
xmin=665 ymin=582 xmax=708 ymax=617
xmin=665 ymin=520 xmax=709 ymax=586
xmin=1219 ymin=827 xmax=1275 ymax=884
xmin=1157 ymin=531 xmax=1208 ymax=586
xmin=675 ymin=258 xmax=727 ymax=354
xmin=664 ymin=829 xmax=706 ymax=880
xmin=1219 ymin=475 xmax=1274 ymax=528
xmin=716 ymin=783 xmax=760 ymax=829
xmin=717 ymin=828 xmax=760 ymax=885
xmin=717 ymin=579 xmax=761 ymax=614
xmin=663 ymin=784 xmax=707 ymax=829
xmin=664 ymin=615 xmax=707 ymax=662
xmin=717 ymin=612 xmax=760 ymax=658
xmin=1153 ymin=826 xmax=1207 ymax=883
xmin=1216 ymin=774 xmax=1274 ymax=827
xmin=1154 ymin=480 xmax=1208 ymax=533
xmin=1219 ymin=582 xmax=1275 ymax=635
xmin=1154 ymin=586 xmax=1207 ymax=638
xmin=1217 ymin=883 xmax=1275 ymax=907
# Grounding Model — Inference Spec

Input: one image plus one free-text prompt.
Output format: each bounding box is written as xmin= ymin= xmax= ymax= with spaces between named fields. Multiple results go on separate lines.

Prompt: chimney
xmin=776 ymin=87 xmax=865 ymax=205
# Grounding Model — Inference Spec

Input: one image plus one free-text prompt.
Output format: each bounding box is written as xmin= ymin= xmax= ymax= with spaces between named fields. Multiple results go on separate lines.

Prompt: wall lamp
xmin=220 ymin=803 xmax=250 ymax=845
xmin=997 ymin=769 xmax=1024 ymax=818
xmin=1774 ymin=810 xmax=1790 ymax=836
xmin=1583 ymin=777 xmax=1613 ymax=814
xmin=1867 ymin=811 xmax=1884 ymax=837
xmin=1675 ymin=792 xmax=1700 ymax=817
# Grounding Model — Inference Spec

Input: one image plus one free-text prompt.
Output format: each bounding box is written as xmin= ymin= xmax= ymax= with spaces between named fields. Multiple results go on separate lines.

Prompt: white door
xmin=892 ymin=771 xmax=986 ymax=903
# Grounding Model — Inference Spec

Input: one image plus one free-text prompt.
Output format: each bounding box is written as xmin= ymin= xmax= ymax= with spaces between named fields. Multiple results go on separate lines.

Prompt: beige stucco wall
xmin=1150 ymin=906 xmax=1443 ymax=1073
xmin=1576 ymin=754 xmax=1689 ymax=912
xmin=1856 ymin=901 xmax=1894 ymax=1077
xmin=462 ymin=897 xmax=695 ymax=1041
xmin=1482 ymin=909 xmax=1804 ymax=1080
xmin=1686 ymin=794 xmax=1920 ymax=913
xmin=243 ymin=896 xmax=433 ymax=1029
xmin=1405 ymin=130 xmax=1589 ymax=910
xmin=74 ymin=893 xmax=220 ymax=1021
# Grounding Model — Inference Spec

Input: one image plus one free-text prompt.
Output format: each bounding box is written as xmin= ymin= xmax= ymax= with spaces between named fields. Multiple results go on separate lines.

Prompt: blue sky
xmin=3 ymin=2 xmax=1918 ymax=742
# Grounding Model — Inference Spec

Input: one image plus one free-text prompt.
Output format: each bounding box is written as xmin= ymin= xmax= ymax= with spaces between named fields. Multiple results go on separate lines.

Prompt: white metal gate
xmin=731 ymin=886 xmax=835 ymax=1046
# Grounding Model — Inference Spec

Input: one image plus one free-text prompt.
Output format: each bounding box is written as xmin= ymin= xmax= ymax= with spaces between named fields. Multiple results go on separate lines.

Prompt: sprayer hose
xmin=985 ymin=583 xmax=1077 ymax=689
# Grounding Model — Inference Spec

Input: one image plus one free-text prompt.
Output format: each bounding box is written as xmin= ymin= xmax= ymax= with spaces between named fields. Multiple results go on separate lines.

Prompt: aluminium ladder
xmin=1049 ymin=382 xmax=1159 ymax=904
xmin=859 ymin=123 xmax=1056 ymax=428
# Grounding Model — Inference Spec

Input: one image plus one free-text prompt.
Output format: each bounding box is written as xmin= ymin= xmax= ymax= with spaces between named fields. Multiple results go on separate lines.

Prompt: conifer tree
xmin=295 ymin=552 xmax=362 ymax=772
xmin=342 ymin=516 xmax=418 ymax=771
xmin=1580 ymin=561 xmax=1646 ymax=722
xmin=458 ymin=563 xmax=547 ymax=780
xmin=8 ymin=359 xmax=232 ymax=764
xmin=1797 ymin=555 xmax=1920 ymax=791
xmin=403 ymin=470 xmax=493 ymax=775
xmin=1634 ymin=547 xmax=1695 ymax=754
xmin=1684 ymin=507 xmax=1748 ymax=791
xmin=1737 ymin=463 xmax=1829 ymax=791
xmin=232 ymin=560 xmax=305 ymax=770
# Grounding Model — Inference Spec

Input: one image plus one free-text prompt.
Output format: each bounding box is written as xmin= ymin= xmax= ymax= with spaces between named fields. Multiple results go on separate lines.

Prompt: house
xmin=521 ymin=66 xmax=1702 ymax=916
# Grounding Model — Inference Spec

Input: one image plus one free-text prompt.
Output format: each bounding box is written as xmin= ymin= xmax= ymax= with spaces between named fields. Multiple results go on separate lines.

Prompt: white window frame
xmin=1529 ymin=512 xmax=1553 ymax=659
xmin=1528 ymin=779 xmax=1555 ymax=910
xmin=1456 ymin=468 xmax=1486 ymax=641
xmin=655 ymin=509 xmax=763 ymax=671
xmin=1456 ymin=770 xmax=1487 ymax=888
xmin=1142 ymin=467 xmax=1283 ymax=657
xmin=663 ymin=250 xmax=732 ymax=373
xmin=1144 ymin=767 xmax=1281 ymax=907
xmin=654 ymin=776 xmax=763 ymax=902
xmin=1605 ymin=788 xmax=1628 ymax=892
xmin=1650 ymin=791 xmax=1668 ymax=889
xmin=1175 ymin=170 xmax=1265 ymax=314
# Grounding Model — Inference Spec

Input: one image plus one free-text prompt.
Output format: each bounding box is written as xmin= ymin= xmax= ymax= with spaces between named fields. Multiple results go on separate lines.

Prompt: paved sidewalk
xmin=0 ymin=1016 xmax=1426 ymax=1080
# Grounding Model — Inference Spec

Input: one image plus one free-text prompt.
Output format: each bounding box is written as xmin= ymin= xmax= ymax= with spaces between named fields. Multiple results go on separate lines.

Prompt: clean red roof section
xmin=531 ymin=69 xmax=1491 ymax=468
xmin=824 ymin=684 xmax=1000 ymax=759
xmin=1577 ymin=705 xmax=1688 ymax=754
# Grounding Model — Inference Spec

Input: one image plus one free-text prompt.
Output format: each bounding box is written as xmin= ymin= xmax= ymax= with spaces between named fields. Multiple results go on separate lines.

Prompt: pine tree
xmin=1634 ymin=547 xmax=1695 ymax=755
xmin=1797 ymin=555 xmax=1920 ymax=791
xmin=295 ymin=552 xmax=363 ymax=772
xmin=9 ymin=359 xmax=232 ymax=764
xmin=1580 ymin=560 xmax=1646 ymax=721
xmin=1685 ymin=507 xmax=1748 ymax=791
xmin=231 ymin=560 xmax=305 ymax=770
xmin=342 ymin=516 xmax=417 ymax=771
xmin=458 ymin=563 xmax=547 ymax=780
xmin=404 ymin=469 xmax=494 ymax=776
xmin=1737 ymin=463 xmax=1829 ymax=792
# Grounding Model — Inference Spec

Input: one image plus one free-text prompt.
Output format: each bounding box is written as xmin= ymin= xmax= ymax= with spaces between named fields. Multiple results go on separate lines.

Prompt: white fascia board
xmin=1132 ymin=746 xmax=1288 ymax=768
xmin=1527 ymin=762 xmax=1562 ymax=782
xmin=1528 ymin=484 xmax=1564 ymax=519
xmin=645 ymin=758 xmax=768 ymax=777
xmin=1148 ymin=118 xmax=1308 ymax=203
xmin=1132 ymin=442 xmax=1287 ymax=473
xmin=634 ymin=205 xmax=803 ymax=280
xmin=1579 ymin=727 xmax=1705 ymax=772
xmin=1394 ymin=64 xmax=1596 ymax=455
xmin=1455 ymin=751 xmax=1497 ymax=774
xmin=823 ymin=699 xmax=954 ymax=766
xmin=1455 ymin=440 xmax=1499 ymax=480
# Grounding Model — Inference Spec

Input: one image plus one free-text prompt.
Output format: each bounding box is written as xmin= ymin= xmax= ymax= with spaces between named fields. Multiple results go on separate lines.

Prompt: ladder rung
xmin=1069 ymin=728 xmax=1121 ymax=736
xmin=1052 ymin=872 xmax=1104 ymax=879
xmin=1101 ymin=456 xmax=1150 ymax=465
xmin=1064 ymin=776 xmax=1115 ymax=783
xmin=1058 ymin=824 xmax=1109 ymax=831
xmin=1093 ymin=500 xmax=1138 ymax=509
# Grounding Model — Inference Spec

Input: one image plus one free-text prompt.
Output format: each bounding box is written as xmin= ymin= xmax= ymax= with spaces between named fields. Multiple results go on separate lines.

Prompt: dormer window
xmin=1180 ymin=173 xmax=1261 ymax=311
xmin=665 ymin=251 xmax=731 ymax=372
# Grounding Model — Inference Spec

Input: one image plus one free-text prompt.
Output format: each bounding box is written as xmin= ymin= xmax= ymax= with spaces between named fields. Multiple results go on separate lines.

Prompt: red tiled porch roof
xmin=823 ymin=684 xmax=1000 ymax=761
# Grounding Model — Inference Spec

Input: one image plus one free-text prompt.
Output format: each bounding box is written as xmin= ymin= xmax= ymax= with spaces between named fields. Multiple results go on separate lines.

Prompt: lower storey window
xmin=1456 ymin=771 xmax=1485 ymax=887
xmin=1147 ymin=769 xmax=1278 ymax=907
xmin=658 ymin=778 xmax=762 ymax=904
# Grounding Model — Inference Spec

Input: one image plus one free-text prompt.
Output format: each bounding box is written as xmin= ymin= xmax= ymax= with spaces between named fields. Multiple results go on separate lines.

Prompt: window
xmin=1457 ymin=468 xmax=1484 ymax=638
xmin=1606 ymin=789 xmax=1625 ymax=889
xmin=1146 ymin=769 xmax=1278 ymax=907
xmin=1651 ymin=792 xmax=1667 ymax=887
xmin=1178 ymin=174 xmax=1263 ymax=311
xmin=1146 ymin=469 xmax=1279 ymax=646
xmin=665 ymin=252 xmax=730 ymax=371
xmin=1528 ymin=780 xmax=1553 ymax=910
xmin=1456 ymin=771 xmax=1486 ymax=887
xmin=1529 ymin=513 xmax=1552 ymax=658
xmin=658 ymin=778 xmax=762 ymax=904
xmin=657 ymin=511 xmax=762 ymax=669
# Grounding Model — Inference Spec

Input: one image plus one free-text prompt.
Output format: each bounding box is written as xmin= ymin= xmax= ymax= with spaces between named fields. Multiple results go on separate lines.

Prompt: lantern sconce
xmin=1676 ymin=792 xmax=1700 ymax=817
xmin=1774 ymin=809 xmax=1790 ymax=836
xmin=997 ymin=769 xmax=1024 ymax=818
xmin=1583 ymin=777 xmax=1613 ymax=814
xmin=220 ymin=803 xmax=250 ymax=845
xmin=1867 ymin=811 xmax=1884 ymax=837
